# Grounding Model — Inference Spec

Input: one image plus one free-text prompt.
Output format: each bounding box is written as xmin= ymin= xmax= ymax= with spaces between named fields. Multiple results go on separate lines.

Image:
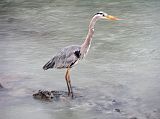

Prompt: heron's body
xmin=43 ymin=12 xmax=120 ymax=97
xmin=43 ymin=45 xmax=81 ymax=69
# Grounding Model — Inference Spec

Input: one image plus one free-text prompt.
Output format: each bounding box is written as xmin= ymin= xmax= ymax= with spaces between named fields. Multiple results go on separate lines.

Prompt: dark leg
xmin=65 ymin=69 xmax=70 ymax=96
xmin=67 ymin=68 xmax=74 ymax=98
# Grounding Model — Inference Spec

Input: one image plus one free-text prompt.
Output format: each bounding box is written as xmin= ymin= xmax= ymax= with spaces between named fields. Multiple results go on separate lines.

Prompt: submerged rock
xmin=33 ymin=90 xmax=69 ymax=101
xmin=115 ymin=108 xmax=121 ymax=113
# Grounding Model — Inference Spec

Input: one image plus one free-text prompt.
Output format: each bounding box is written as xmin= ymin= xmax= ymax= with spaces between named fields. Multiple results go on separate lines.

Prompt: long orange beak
xmin=106 ymin=15 xmax=121 ymax=20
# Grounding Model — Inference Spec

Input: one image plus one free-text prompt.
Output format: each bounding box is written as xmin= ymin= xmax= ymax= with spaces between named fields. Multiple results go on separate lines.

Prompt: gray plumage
xmin=43 ymin=12 xmax=106 ymax=70
xmin=43 ymin=45 xmax=81 ymax=70
xmin=42 ymin=12 xmax=119 ymax=97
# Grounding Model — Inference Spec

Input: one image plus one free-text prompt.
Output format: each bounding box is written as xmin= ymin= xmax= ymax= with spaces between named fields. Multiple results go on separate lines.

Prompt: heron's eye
xmin=95 ymin=13 xmax=105 ymax=16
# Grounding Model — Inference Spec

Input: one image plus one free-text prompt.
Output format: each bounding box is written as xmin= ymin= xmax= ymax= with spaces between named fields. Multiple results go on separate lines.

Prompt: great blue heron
xmin=43 ymin=11 xmax=120 ymax=97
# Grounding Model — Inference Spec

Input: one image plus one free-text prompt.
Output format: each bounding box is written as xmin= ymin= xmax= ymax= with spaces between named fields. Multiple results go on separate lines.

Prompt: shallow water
xmin=0 ymin=0 xmax=160 ymax=119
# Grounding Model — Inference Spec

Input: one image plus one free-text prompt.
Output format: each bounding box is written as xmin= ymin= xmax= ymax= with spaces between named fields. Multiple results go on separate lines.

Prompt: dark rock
xmin=33 ymin=90 xmax=53 ymax=101
xmin=115 ymin=108 xmax=121 ymax=112
xmin=112 ymin=99 xmax=116 ymax=103
xmin=33 ymin=90 xmax=68 ymax=101
xmin=0 ymin=83 xmax=3 ymax=88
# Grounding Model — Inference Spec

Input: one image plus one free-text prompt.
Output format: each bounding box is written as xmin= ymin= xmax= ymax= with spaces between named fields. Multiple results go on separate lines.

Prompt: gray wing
xmin=43 ymin=45 xmax=81 ymax=70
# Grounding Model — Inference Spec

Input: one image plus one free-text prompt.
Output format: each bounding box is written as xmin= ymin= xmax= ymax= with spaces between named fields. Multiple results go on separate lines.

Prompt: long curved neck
xmin=81 ymin=16 xmax=99 ymax=57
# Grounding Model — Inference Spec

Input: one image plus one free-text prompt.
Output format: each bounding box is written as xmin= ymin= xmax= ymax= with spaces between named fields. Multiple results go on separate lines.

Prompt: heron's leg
xmin=65 ymin=68 xmax=70 ymax=95
xmin=67 ymin=68 xmax=74 ymax=98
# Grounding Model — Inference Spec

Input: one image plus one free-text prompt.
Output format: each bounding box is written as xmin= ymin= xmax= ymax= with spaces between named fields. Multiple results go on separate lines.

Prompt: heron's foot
xmin=68 ymin=91 xmax=70 ymax=96
xmin=71 ymin=92 xmax=74 ymax=98
xmin=68 ymin=92 xmax=74 ymax=98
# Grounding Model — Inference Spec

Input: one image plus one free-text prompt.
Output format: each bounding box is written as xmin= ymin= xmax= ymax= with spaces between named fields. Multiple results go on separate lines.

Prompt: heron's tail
xmin=43 ymin=58 xmax=55 ymax=70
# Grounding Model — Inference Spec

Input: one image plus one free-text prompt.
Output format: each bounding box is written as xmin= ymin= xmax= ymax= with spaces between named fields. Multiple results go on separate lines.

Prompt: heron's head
xmin=94 ymin=11 xmax=120 ymax=20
